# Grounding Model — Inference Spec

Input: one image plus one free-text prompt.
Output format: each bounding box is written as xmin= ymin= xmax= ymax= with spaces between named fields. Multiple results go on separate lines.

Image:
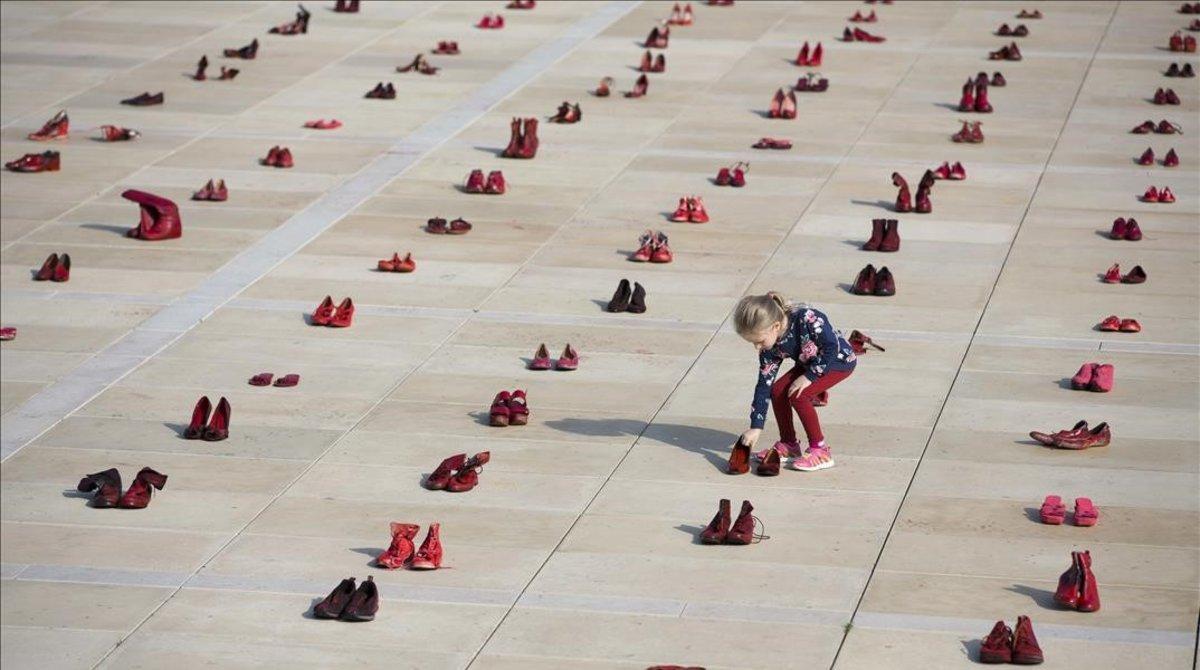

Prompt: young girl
xmin=734 ymin=292 xmax=856 ymax=471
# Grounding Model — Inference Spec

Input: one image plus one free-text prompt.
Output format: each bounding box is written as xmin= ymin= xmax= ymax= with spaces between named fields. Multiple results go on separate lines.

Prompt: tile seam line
xmin=74 ymin=5 xmax=644 ymax=669
xmin=1 ymin=0 xmax=636 ymax=463
xmin=828 ymin=5 xmax=1121 ymax=668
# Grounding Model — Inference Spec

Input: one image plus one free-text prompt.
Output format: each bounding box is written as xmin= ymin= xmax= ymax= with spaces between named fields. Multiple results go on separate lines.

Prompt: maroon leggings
xmin=770 ymin=366 xmax=854 ymax=445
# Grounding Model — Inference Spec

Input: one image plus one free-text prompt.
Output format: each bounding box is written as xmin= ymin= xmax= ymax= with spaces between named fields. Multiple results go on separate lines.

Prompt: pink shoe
xmin=1070 ymin=363 xmax=1096 ymax=390
xmin=1088 ymin=364 xmax=1114 ymax=392
xmin=753 ymin=440 xmax=799 ymax=463
xmin=1073 ymin=498 xmax=1099 ymax=526
xmin=789 ymin=445 xmax=834 ymax=472
xmin=1039 ymin=495 xmax=1066 ymax=524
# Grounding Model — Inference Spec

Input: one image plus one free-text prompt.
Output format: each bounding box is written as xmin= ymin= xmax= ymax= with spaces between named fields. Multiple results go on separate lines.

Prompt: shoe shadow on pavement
xmin=837 ymin=283 xmax=858 ymax=294
xmin=849 ymin=199 xmax=895 ymax=211
xmin=350 ymin=547 xmax=382 ymax=565
xmin=543 ymin=417 xmax=736 ymax=472
xmin=932 ymin=102 xmax=963 ymax=111
xmin=471 ymin=145 xmax=505 ymax=157
xmin=1054 ymin=378 xmax=1076 ymax=390
xmin=1021 ymin=507 xmax=1043 ymax=524
xmin=80 ymin=223 xmax=134 ymax=237
xmin=300 ymin=597 xmax=325 ymax=620
xmin=675 ymin=523 xmax=707 ymax=544
xmin=163 ymin=422 xmax=188 ymax=438
xmin=1006 ymin=583 xmax=1058 ymax=610
xmin=958 ymin=639 xmax=981 ymax=662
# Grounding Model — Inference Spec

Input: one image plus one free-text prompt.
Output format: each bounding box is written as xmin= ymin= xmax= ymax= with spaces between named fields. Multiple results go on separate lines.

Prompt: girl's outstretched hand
xmin=740 ymin=428 xmax=762 ymax=447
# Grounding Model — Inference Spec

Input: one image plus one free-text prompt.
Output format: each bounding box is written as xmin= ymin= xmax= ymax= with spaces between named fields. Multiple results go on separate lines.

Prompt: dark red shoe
xmin=464 ymin=169 xmax=486 ymax=193
xmin=1125 ymin=219 xmax=1142 ymax=241
xmin=1054 ymin=551 xmax=1082 ymax=608
xmin=1122 ymin=265 xmax=1147 ymax=284
xmin=727 ymin=438 xmax=750 ymax=474
xmin=184 ymin=396 xmax=212 ymax=439
xmin=1076 ymin=549 xmax=1100 ymax=612
xmin=957 ymin=80 xmax=975 ymax=111
xmin=852 ymin=264 xmax=877 ymax=295
xmin=501 ymin=117 xmax=522 ymax=158
xmin=974 ymin=80 xmax=993 ymax=113
xmin=77 ymin=468 xmax=122 ymax=509
xmin=879 ymin=219 xmax=900 ymax=252
xmin=625 ymin=74 xmax=649 ymax=98
xmin=1131 ymin=120 xmax=1155 ymax=134
xmin=978 ymin=620 xmax=1013 ymax=664
xmin=755 ymin=447 xmax=780 ymax=476
xmin=556 ymin=343 xmax=580 ymax=370
xmin=1109 ymin=217 xmax=1127 ymax=239
xmin=409 ymin=522 xmax=443 ymax=570
xmin=847 ymin=330 xmax=885 ymax=354
xmin=1029 ymin=419 xmax=1087 ymax=445
xmin=873 ymin=266 xmax=896 ymax=296
xmin=725 ymin=500 xmax=765 ymax=545
xmin=6 ymin=151 xmax=61 ymax=173
xmin=117 ymin=467 xmax=168 ymax=509
xmin=313 ymin=577 xmax=356 ymax=618
xmin=1137 ymin=148 xmax=1155 ymax=166
xmin=425 ymin=454 xmax=467 ymax=490
xmin=490 ymin=391 xmax=511 ymax=426
xmin=448 ymin=217 xmax=472 ymax=234
xmin=700 ymin=499 xmax=732 ymax=544
xmin=329 ymin=297 xmax=354 ymax=327
xmin=123 ymin=189 xmax=183 ymax=240
xmin=1163 ymin=148 xmax=1179 ymax=167
xmin=121 ymin=92 xmax=164 ymax=106
xmin=485 ymin=170 xmax=507 ymax=194
xmin=193 ymin=55 xmax=209 ymax=81
xmin=1011 ymin=616 xmax=1043 ymax=664
xmin=203 ymin=396 xmax=230 ymax=441
xmin=52 ymin=253 xmax=70 ymax=282
xmin=377 ymin=522 xmax=420 ymax=568
xmin=863 ymin=219 xmax=885 ymax=251
xmin=507 ymin=389 xmax=530 ymax=425
xmin=28 ymin=110 xmax=68 ymax=141
xmin=223 ymin=38 xmax=258 ymax=59
xmin=892 ymin=172 xmax=912 ymax=212
xmin=276 ymin=147 xmax=294 ymax=168
xmin=446 ymin=452 xmax=490 ymax=492
xmin=34 ymin=253 xmax=58 ymax=281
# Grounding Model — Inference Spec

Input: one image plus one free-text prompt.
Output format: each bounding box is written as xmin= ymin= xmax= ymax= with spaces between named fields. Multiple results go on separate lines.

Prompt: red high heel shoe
xmin=117 ymin=467 xmax=168 ymax=509
xmin=795 ymin=41 xmax=810 ymax=66
xmin=508 ymin=389 xmax=529 ymax=425
xmin=409 ymin=523 xmax=443 ymax=569
xmin=122 ymin=189 xmax=182 ymax=240
xmin=769 ymin=88 xmax=784 ymax=117
xmin=377 ymin=522 xmax=420 ymax=568
xmin=329 ymin=298 xmax=354 ymax=327
xmin=77 ymin=468 xmax=122 ymax=508
xmin=653 ymin=53 xmax=666 ymax=72
xmin=485 ymin=170 xmax=507 ymax=194
xmin=203 ymin=397 xmax=230 ymax=441
xmin=52 ymin=253 xmax=70 ymax=282
xmin=28 ymin=110 xmax=68 ymax=141
xmin=446 ymin=452 xmax=490 ymax=492
xmin=638 ymin=50 xmax=653 ymax=72
xmin=312 ymin=296 xmax=336 ymax=325
xmin=625 ymin=74 xmax=649 ymax=98
xmin=223 ymin=38 xmax=258 ymax=59
xmin=184 ymin=396 xmax=212 ymax=439
xmin=1159 ymin=186 xmax=1176 ymax=203
xmin=1137 ymin=148 xmax=1155 ymax=165
xmin=426 ymin=454 xmax=467 ymax=490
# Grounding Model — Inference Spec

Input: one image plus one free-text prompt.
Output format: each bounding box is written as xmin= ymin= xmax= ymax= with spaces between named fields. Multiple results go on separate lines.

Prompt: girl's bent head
xmin=735 ymin=292 xmax=789 ymax=351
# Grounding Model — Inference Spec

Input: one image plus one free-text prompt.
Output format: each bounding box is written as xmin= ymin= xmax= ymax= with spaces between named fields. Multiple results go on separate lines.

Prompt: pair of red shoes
xmin=670 ymin=196 xmax=710 ymax=223
xmin=249 ymin=372 xmax=300 ymax=387
xmin=1097 ymin=315 xmax=1140 ymax=333
xmin=1137 ymin=147 xmax=1180 ymax=167
xmin=1130 ymin=119 xmax=1182 ymax=134
xmin=1141 ymin=185 xmax=1176 ymax=203
xmin=715 ymin=162 xmax=747 ymax=187
xmin=989 ymin=42 xmax=1022 ymax=60
xmin=489 ymin=390 xmax=529 ymax=427
xmin=631 ymin=230 xmax=673 ymax=263
xmin=476 ymin=13 xmax=505 ymax=29
xmin=996 ymin=23 xmax=1029 ymax=37
xmin=848 ymin=10 xmax=877 ymax=22
xmin=376 ymin=522 xmax=442 ymax=570
xmin=549 ymin=101 xmax=582 ymax=124
xmin=952 ymin=120 xmax=985 ymax=143
xmin=700 ymin=499 xmax=767 ymax=544
xmin=1030 ymin=420 xmax=1112 ymax=450
xmin=464 ymin=169 xmax=506 ymax=194
xmin=6 ymin=151 xmax=60 ymax=173
xmin=893 ymin=171 xmax=933 ymax=214
xmin=1055 ymin=550 xmax=1101 ymax=612
xmin=312 ymin=296 xmax=354 ymax=327
xmin=263 ymin=146 xmax=294 ymax=168
xmin=34 ymin=253 xmax=70 ymax=282
xmin=377 ymin=252 xmax=415 ymax=272
xmin=1070 ymin=363 xmax=1114 ymax=392
xmin=1168 ymin=30 xmax=1198 ymax=51
xmin=932 ymin=161 xmax=967 ymax=180
xmin=842 ymin=27 xmax=885 ymax=42
xmin=1153 ymin=88 xmax=1182 ymax=105
xmin=365 ymin=82 xmax=396 ymax=98
xmin=666 ymin=2 xmax=694 ymax=26
xmin=192 ymin=179 xmax=228 ymax=201
xmin=530 ymin=343 xmax=579 ymax=370
xmin=979 ymin=616 xmax=1043 ymax=665
xmin=852 ymin=264 xmax=896 ymax=296
xmin=794 ymin=41 xmax=823 ymax=66
xmin=1182 ymin=3 xmax=1200 ymax=14
xmin=123 ymin=189 xmax=182 ymax=240
xmin=433 ymin=41 xmax=460 ymax=55
xmin=768 ymin=88 xmax=797 ymax=118
xmin=313 ymin=577 xmax=378 ymax=621
xmin=862 ymin=219 xmax=900 ymax=252
xmin=1109 ymin=217 xmax=1142 ymax=240
xmin=501 ymin=117 xmax=539 ymax=158
xmin=1039 ymin=495 xmax=1098 ymax=526
xmin=1102 ymin=263 xmax=1146 ymax=284
xmin=192 ymin=55 xmax=239 ymax=81
xmin=426 ymin=217 xmax=472 ymax=234
xmin=958 ymin=78 xmax=994 ymax=113
xmin=28 ymin=109 xmax=68 ymax=140
xmin=77 ymin=467 xmax=168 ymax=509
xmin=223 ymin=38 xmax=258 ymax=59
xmin=752 ymin=137 xmax=792 ymax=150
xmin=304 ymin=119 xmax=342 ymax=130
xmin=645 ymin=24 xmax=670 ymax=49
xmin=184 ymin=396 xmax=231 ymax=441
xmin=638 ymin=51 xmax=666 ymax=73
xmin=1016 ymin=8 xmax=1042 ymax=18
xmin=425 ymin=452 xmax=490 ymax=492
xmin=507 ymin=0 xmax=536 ymax=9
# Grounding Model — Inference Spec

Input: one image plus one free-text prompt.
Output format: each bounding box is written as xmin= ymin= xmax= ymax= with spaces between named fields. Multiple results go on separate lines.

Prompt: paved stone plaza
xmin=1 ymin=1 xmax=1197 ymax=668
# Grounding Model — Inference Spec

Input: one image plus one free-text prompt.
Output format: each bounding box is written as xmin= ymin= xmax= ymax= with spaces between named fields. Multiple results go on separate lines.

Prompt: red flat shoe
xmin=273 ymin=373 xmax=300 ymax=387
xmin=340 ymin=577 xmax=380 ymax=621
xmin=249 ymin=372 xmax=274 ymax=386
xmin=752 ymin=137 xmax=792 ymax=149
xmin=184 ymin=396 xmax=212 ymax=439
xmin=1074 ymin=498 xmax=1099 ymax=527
xmin=507 ymin=389 xmax=529 ymax=425
xmin=650 ymin=231 xmax=673 ymax=263
xmin=933 ymin=161 xmax=952 ymax=180
xmin=329 ymin=297 xmax=354 ymax=328
xmin=426 ymin=217 xmax=448 ymax=234
xmin=1118 ymin=318 xmax=1141 ymax=333
xmin=98 ymin=125 xmax=139 ymax=141
xmin=1125 ymin=218 xmax=1142 ymax=241
xmin=448 ymin=217 xmax=472 ymax=234
xmin=1122 ymin=265 xmax=1147 ymax=284
xmin=446 ymin=451 xmax=490 ymax=492
xmin=631 ymin=230 xmax=654 ymax=262
xmin=117 ymin=467 xmax=168 ymax=509
xmin=485 ymin=170 xmax=507 ymax=195
xmin=489 ymin=391 xmax=511 ymax=426
xmin=555 ymin=343 xmax=579 ymax=371
xmin=529 ymin=343 xmax=553 ymax=370
xmin=1030 ymin=419 xmax=1088 ymax=446
xmin=1097 ymin=315 xmax=1120 ymax=332
xmin=1053 ymin=422 xmax=1110 ymax=449
xmin=312 ymin=295 xmax=336 ymax=325
xmin=1039 ymin=494 xmax=1066 ymax=524
xmin=203 ymin=396 xmax=231 ymax=441
xmin=1137 ymin=148 xmax=1155 ymax=166
xmin=1101 ymin=263 xmax=1121 ymax=283
xmin=28 ymin=110 xmax=68 ymax=141
xmin=688 ymin=196 xmax=710 ymax=223
xmin=409 ymin=523 xmax=443 ymax=569
xmin=376 ymin=522 xmax=420 ymax=567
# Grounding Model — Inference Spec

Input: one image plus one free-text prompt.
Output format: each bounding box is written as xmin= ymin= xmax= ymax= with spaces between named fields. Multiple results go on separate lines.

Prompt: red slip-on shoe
xmin=210 ymin=179 xmax=228 ymax=202
xmin=1088 ymin=363 xmax=1114 ymax=392
xmin=715 ymin=165 xmax=732 ymax=186
xmin=1159 ymin=186 xmax=1176 ymax=203
xmin=394 ymin=252 xmax=415 ymax=272
xmin=425 ymin=217 xmax=448 ymax=234
xmin=1101 ymin=263 xmax=1121 ymax=283
xmin=409 ymin=523 xmax=443 ymax=569
xmin=425 ymin=455 xmax=466 ymax=491
xmin=34 ymin=253 xmax=58 ymax=281
xmin=273 ymin=373 xmax=300 ymax=387
xmin=1076 ymin=550 xmax=1100 ymax=612
xmin=1118 ymin=318 xmax=1141 ymax=333
xmin=1011 ymin=616 xmax=1044 ymax=665
xmin=184 ymin=396 xmax=212 ymax=439
xmin=670 ymin=197 xmax=690 ymax=222
xmin=489 ymin=391 xmax=512 ymax=426
xmin=508 ymin=389 xmax=529 ymax=425
xmin=1053 ymin=422 xmax=1110 ymax=450
xmin=978 ymin=620 xmax=1013 ymax=664
xmin=312 ymin=578 xmax=356 ymax=619
xmin=329 ymin=297 xmax=354 ymax=328
xmin=1154 ymin=87 xmax=1168 ymax=105
xmin=446 ymin=451 xmax=490 ymax=492
xmin=851 ymin=264 xmax=877 ymax=295
xmin=50 ymin=252 xmax=69 ymax=283
xmin=1097 ymin=315 xmax=1121 ymax=332
xmin=873 ymin=266 xmax=896 ymax=296
xmin=377 ymin=522 xmax=420 ymax=567
xmin=121 ymin=91 xmax=164 ymax=106
xmin=276 ymin=147 xmax=294 ymax=168
xmin=117 ymin=467 xmax=168 ymax=509
xmin=529 ymin=343 xmax=553 ymax=370
xmin=933 ymin=161 xmax=951 ymax=180
xmin=651 ymin=231 xmax=673 ymax=263
xmin=464 ymin=169 xmax=485 ymax=193
xmin=1074 ymin=498 xmax=1099 ymax=527
xmin=1124 ymin=218 xmax=1142 ymax=241
xmin=449 ymin=217 xmax=472 ymax=234
xmin=1030 ymin=419 xmax=1088 ymax=445
xmin=262 ymin=146 xmax=280 ymax=167
xmin=700 ymin=498 xmax=731 ymax=544
xmin=28 ymin=110 xmax=68 ymax=141
xmin=339 ymin=576 xmax=380 ymax=622
xmin=1054 ymin=551 xmax=1082 ymax=608
xmin=1131 ymin=120 xmax=1155 ymax=134
xmin=249 ymin=372 xmax=274 ymax=386
xmin=0 ymin=327 xmax=16 ymax=341
xmin=1122 ymin=265 xmax=1147 ymax=284
xmin=484 ymin=170 xmax=506 ymax=195
xmin=203 ymin=396 xmax=231 ymax=441
xmin=556 ymin=344 xmax=579 ymax=371
xmin=727 ymin=438 xmax=750 ymax=475
xmin=6 ymin=151 xmax=61 ymax=173
xmin=688 ymin=196 xmax=710 ymax=223
xmin=1039 ymin=494 xmax=1066 ymax=524
xmin=1137 ymin=148 xmax=1155 ymax=166
xmin=1163 ymin=148 xmax=1180 ymax=167
xmin=311 ymin=295 xmax=336 ymax=325
xmin=1109 ymin=217 xmax=1127 ymax=239
xmin=631 ymin=230 xmax=654 ymax=262
xmin=78 ymin=468 xmax=123 ymax=509
xmin=950 ymin=161 xmax=967 ymax=180
xmin=193 ymin=179 xmax=214 ymax=201
xmin=1070 ymin=363 xmax=1097 ymax=389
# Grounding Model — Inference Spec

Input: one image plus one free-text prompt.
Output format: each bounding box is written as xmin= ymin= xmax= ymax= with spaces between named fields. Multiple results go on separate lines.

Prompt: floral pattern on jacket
xmin=750 ymin=306 xmax=856 ymax=428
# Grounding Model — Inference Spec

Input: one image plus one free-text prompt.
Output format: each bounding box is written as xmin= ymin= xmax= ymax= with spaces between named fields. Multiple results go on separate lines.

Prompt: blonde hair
xmin=734 ymin=292 xmax=790 ymax=336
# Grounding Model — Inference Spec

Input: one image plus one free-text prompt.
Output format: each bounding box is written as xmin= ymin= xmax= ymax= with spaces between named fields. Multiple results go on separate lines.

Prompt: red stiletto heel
xmin=508 ymin=389 xmax=529 ymax=425
xmin=184 ymin=396 xmax=212 ymax=439
xmin=203 ymin=397 xmax=230 ymax=441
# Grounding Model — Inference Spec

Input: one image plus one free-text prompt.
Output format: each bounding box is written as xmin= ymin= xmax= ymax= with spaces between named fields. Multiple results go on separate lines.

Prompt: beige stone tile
xmin=1 ymin=580 xmax=171 ymax=630
xmin=1 ymin=628 xmax=122 ymax=670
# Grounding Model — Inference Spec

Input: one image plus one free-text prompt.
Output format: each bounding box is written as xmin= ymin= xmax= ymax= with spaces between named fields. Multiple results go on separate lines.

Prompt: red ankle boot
xmin=117 ymin=467 xmax=168 ymax=509
xmin=863 ymin=219 xmax=886 ymax=250
xmin=725 ymin=500 xmax=765 ymax=545
xmin=203 ymin=397 xmax=230 ymax=441
xmin=974 ymin=81 xmax=993 ymax=113
xmin=501 ymin=118 xmax=522 ymax=158
xmin=957 ymin=80 xmax=975 ymax=111
xmin=377 ymin=522 xmax=420 ymax=568
xmin=699 ymin=498 xmax=731 ymax=544
xmin=409 ymin=522 xmax=443 ymax=569
xmin=518 ymin=118 xmax=539 ymax=158
xmin=879 ymin=219 xmax=900 ymax=252
xmin=892 ymin=172 xmax=912 ymax=212
xmin=77 ymin=468 xmax=122 ymax=508
xmin=446 ymin=452 xmax=490 ymax=492
xmin=1076 ymin=550 xmax=1100 ymax=612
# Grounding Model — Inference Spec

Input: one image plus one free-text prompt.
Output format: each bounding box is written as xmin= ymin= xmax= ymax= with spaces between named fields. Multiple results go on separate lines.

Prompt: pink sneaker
xmin=790 ymin=446 xmax=834 ymax=472
xmin=754 ymin=440 xmax=799 ymax=462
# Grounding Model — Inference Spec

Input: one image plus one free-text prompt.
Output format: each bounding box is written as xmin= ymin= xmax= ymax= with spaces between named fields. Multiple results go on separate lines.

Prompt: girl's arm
xmin=750 ymin=350 xmax=782 ymax=429
xmin=802 ymin=309 xmax=839 ymax=382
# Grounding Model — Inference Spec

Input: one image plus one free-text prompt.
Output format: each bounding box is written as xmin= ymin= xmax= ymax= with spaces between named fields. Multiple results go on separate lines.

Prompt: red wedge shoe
xmin=203 ymin=396 xmax=230 ymax=441
xmin=489 ymin=391 xmax=511 ymax=427
xmin=377 ymin=522 xmax=420 ymax=568
xmin=1073 ymin=498 xmax=1098 ymax=527
xmin=425 ymin=454 xmax=467 ymax=490
xmin=117 ymin=467 xmax=168 ymax=509
xmin=409 ymin=523 xmax=443 ymax=569
xmin=1039 ymin=494 xmax=1066 ymax=524
xmin=508 ymin=389 xmax=529 ymax=425
xmin=446 ymin=452 xmax=490 ymax=492
xmin=329 ymin=298 xmax=354 ymax=328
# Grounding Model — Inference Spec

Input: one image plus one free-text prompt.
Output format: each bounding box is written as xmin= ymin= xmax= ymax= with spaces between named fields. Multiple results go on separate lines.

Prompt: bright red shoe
xmin=1159 ymin=186 xmax=1176 ymax=203
xmin=650 ymin=231 xmax=673 ymax=263
xmin=1097 ymin=315 xmax=1120 ymax=331
xmin=809 ymin=42 xmax=823 ymax=66
xmin=446 ymin=452 xmax=490 ymax=492
xmin=933 ymin=161 xmax=952 ymax=180
xmin=1054 ymin=551 xmax=1082 ymax=608
xmin=5 ymin=151 xmax=60 ymax=173
xmin=688 ymin=196 xmax=709 ymax=223
xmin=1039 ymin=494 xmax=1066 ymax=524
xmin=34 ymin=253 xmax=58 ymax=281
xmin=184 ymin=396 xmax=212 ymax=439
xmin=1073 ymin=498 xmax=1099 ymax=527
xmin=1101 ymin=263 xmax=1121 ymax=283
xmin=394 ymin=252 xmax=415 ymax=272
xmin=1118 ymin=318 xmax=1141 ymax=333
xmin=312 ymin=295 xmax=336 ymax=326
xmin=117 ymin=467 xmax=168 ymax=509
xmin=329 ymin=298 xmax=354 ymax=328
xmin=794 ymin=41 xmax=810 ymax=66
xmin=203 ymin=396 xmax=230 ymax=441
xmin=670 ymin=197 xmax=690 ymax=222
xmin=28 ymin=110 xmax=68 ymax=141
xmin=1076 ymin=550 xmax=1100 ymax=612
xmin=377 ymin=522 xmax=420 ymax=568
xmin=508 ymin=389 xmax=529 ymax=425
xmin=1070 ymin=363 xmax=1096 ymax=389
xmin=631 ymin=230 xmax=654 ymax=262
xmin=410 ymin=523 xmax=443 ymax=569
xmin=52 ymin=253 xmax=70 ymax=282
xmin=949 ymin=161 xmax=967 ymax=180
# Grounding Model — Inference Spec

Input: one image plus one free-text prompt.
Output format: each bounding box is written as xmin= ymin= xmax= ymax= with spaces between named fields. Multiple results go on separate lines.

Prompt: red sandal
xmin=1039 ymin=495 xmax=1066 ymax=525
xmin=1073 ymin=497 xmax=1099 ymax=526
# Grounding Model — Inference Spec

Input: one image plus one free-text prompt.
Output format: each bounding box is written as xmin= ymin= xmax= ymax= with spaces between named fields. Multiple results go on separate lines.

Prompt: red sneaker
xmin=670 ymin=197 xmax=690 ymax=222
xmin=555 ymin=344 xmax=579 ymax=371
xmin=650 ymin=231 xmax=673 ymax=263
xmin=688 ymin=196 xmax=709 ymax=223
xmin=631 ymin=230 xmax=654 ymax=262
xmin=409 ymin=523 xmax=443 ymax=569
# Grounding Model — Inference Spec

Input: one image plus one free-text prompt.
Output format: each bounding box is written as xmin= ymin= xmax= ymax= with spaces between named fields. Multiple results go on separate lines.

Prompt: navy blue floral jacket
xmin=750 ymin=306 xmax=856 ymax=428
